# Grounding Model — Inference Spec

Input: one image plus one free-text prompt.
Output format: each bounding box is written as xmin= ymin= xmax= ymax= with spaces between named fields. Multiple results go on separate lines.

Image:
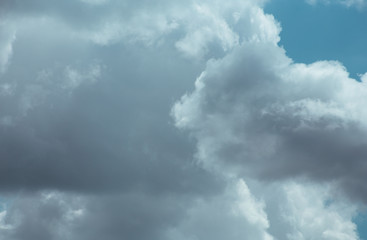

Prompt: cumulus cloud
xmin=281 ymin=183 xmax=358 ymax=240
xmin=0 ymin=0 xmax=366 ymax=239
xmin=260 ymin=181 xmax=360 ymax=240
xmin=0 ymin=0 xmax=282 ymax=194
xmin=173 ymin=19 xmax=367 ymax=203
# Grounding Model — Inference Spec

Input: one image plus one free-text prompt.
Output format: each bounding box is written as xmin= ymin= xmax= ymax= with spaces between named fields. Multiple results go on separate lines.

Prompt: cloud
xmin=282 ymin=183 xmax=358 ymax=240
xmin=0 ymin=0 xmax=284 ymax=195
xmin=0 ymin=0 xmax=229 ymax=195
xmin=0 ymin=0 xmax=366 ymax=239
xmin=0 ymin=181 xmax=270 ymax=240
xmin=261 ymin=181 xmax=359 ymax=240
xmin=0 ymin=5 xmax=227 ymax=239
xmin=166 ymin=179 xmax=274 ymax=240
xmin=0 ymin=22 xmax=16 ymax=74
xmin=0 ymin=180 xmax=360 ymax=240
xmin=0 ymin=191 xmax=189 ymax=240
xmin=173 ymin=5 xmax=367 ymax=201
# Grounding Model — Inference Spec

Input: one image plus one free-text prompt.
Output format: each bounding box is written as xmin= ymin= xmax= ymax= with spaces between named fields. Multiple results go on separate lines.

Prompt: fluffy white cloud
xmin=279 ymin=183 xmax=358 ymax=240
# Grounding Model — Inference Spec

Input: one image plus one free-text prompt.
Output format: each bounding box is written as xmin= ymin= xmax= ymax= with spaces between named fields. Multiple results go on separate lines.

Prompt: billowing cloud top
xmin=0 ymin=0 xmax=366 ymax=240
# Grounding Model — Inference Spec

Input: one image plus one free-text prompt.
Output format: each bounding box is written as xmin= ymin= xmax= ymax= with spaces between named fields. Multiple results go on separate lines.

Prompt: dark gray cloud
xmin=1 ymin=191 xmax=189 ymax=240
xmin=0 ymin=1 xmax=246 ymax=239
xmin=0 ymin=31 xmax=219 ymax=194
xmin=0 ymin=1 xmax=232 ymax=238
xmin=0 ymin=0 xmax=266 ymax=194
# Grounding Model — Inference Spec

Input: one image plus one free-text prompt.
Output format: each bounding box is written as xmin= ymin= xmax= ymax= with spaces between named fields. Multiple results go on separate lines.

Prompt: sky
xmin=266 ymin=0 xmax=367 ymax=78
xmin=0 ymin=0 xmax=367 ymax=239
